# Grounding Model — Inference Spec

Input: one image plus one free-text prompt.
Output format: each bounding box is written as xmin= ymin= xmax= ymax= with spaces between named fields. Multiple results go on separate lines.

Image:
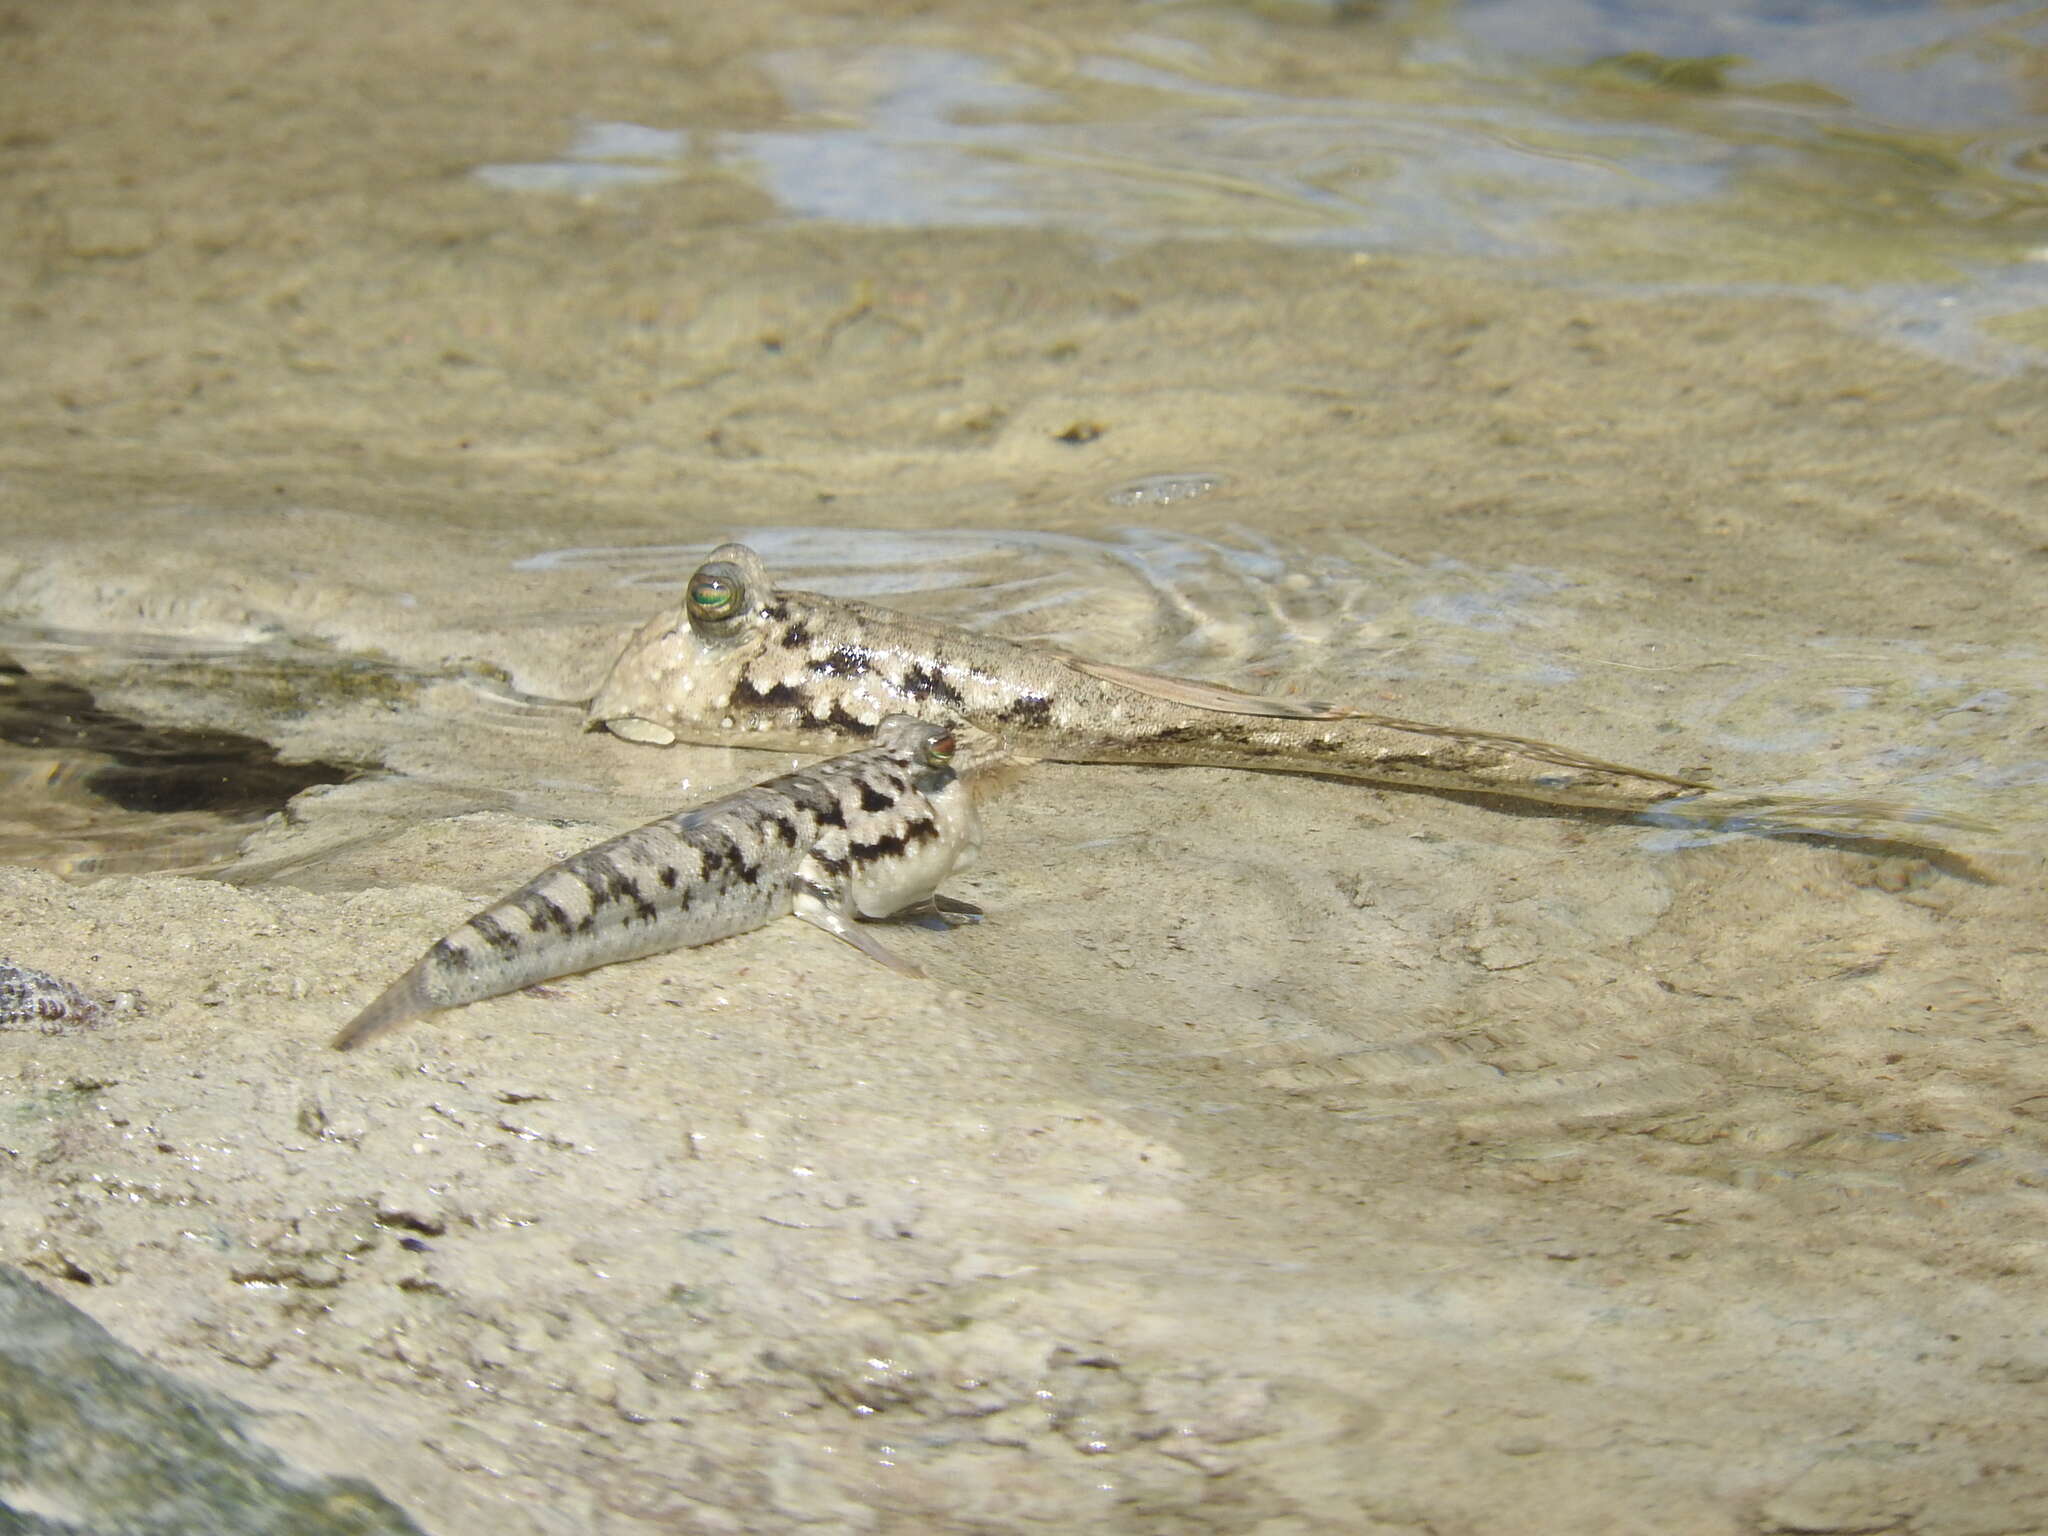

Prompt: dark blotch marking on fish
xmin=732 ymin=677 xmax=808 ymax=712
xmin=811 ymin=851 xmax=850 ymax=877
xmin=431 ymin=937 xmax=473 ymax=971
xmin=858 ymin=782 xmax=896 ymax=814
xmin=696 ymin=830 xmax=761 ymax=887
xmin=520 ymin=894 xmax=574 ymax=934
xmin=784 ymin=780 xmax=849 ymax=828
xmin=470 ymin=914 xmax=521 ymax=958
xmin=802 ymin=701 xmax=878 ymax=738
xmin=658 ymin=866 xmax=680 ymax=889
xmin=812 ymin=645 xmax=872 ymax=680
xmin=899 ymin=662 xmax=966 ymax=708
xmin=576 ymin=859 xmax=658 ymax=923
xmin=779 ymin=621 xmax=813 ymax=650
xmin=616 ymin=871 xmax=659 ymax=923
xmin=851 ymin=818 xmax=941 ymax=865
xmin=851 ymin=833 xmax=907 ymax=863
xmin=998 ymin=694 xmax=1054 ymax=729
xmin=763 ymin=600 xmax=790 ymax=622
xmin=765 ymin=813 xmax=800 ymax=846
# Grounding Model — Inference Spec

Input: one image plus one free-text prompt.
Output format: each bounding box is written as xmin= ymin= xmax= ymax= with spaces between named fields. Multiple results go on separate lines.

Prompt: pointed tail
xmin=331 ymin=960 xmax=442 ymax=1051
xmin=1641 ymin=787 xmax=1998 ymax=848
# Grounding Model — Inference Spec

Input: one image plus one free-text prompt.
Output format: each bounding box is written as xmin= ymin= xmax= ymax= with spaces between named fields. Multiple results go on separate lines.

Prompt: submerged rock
xmin=0 ymin=1266 xmax=423 ymax=1536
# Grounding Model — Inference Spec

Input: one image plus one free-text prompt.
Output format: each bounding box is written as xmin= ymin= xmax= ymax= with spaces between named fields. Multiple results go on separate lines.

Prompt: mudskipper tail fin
xmin=1641 ymin=787 xmax=1997 ymax=850
xmin=331 ymin=960 xmax=441 ymax=1052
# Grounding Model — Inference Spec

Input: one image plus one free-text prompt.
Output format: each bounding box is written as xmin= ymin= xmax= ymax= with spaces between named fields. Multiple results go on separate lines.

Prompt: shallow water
xmin=2 ymin=3 xmax=2047 ymax=1534
xmin=474 ymin=0 xmax=2048 ymax=363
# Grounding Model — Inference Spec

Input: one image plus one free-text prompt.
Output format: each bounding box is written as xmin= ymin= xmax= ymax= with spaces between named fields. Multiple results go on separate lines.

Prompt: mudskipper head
xmin=872 ymin=713 xmax=1018 ymax=806
xmin=586 ymin=543 xmax=780 ymax=744
xmin=873 ymin=714 xmax=960 ymax=794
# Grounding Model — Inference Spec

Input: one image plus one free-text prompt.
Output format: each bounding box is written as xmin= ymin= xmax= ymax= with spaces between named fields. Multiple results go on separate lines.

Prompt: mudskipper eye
xmin=924 ymin=731 xmax=956 ymax=769
xmin=686 ymin=568 xmax=742 ymax=622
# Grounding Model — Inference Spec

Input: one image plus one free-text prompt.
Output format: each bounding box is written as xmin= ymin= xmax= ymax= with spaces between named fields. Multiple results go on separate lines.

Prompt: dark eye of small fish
xmin=924 ymin=731 xmax=956 ymax=768
xmin=687 ymin=569 xmax=742 ymax=622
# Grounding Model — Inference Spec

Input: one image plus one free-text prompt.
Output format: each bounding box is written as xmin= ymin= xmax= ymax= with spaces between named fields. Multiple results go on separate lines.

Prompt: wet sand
xmin=3 ymin=4 xmax=2047 ymax=1533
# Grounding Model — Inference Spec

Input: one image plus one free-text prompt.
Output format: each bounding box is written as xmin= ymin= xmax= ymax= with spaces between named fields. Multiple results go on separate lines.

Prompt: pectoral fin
xmin=892 ymin=894 xmax=985 ymax=931
xmin=600 ymin=716 xmax=680 ymax=746
xmin=791 ymin=877 xmax=924 ymax=977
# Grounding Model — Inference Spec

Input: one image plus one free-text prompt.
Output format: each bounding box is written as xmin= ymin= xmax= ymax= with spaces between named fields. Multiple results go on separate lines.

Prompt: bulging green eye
xmin=686 ymin=568 xmax=742 ymax=622
xmin=924 ymin=731 xmax=956 ymax=769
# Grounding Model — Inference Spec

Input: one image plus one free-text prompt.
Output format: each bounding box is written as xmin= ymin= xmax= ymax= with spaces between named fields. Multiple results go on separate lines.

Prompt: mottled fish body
xmin=585 ymin=544 xmax=1988 ymax=844
xmin=333 ymin=716 xmax=980 ymax=1050
xmin=588 ymin=543 xmax=1707 ymax=814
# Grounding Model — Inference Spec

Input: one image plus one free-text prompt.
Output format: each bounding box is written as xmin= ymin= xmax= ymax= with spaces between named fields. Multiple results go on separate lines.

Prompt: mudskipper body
xmin=334 ymin=716 xmax=983 ymax=1049
xmin=586 ymin=543 xmax=1980 ymax=843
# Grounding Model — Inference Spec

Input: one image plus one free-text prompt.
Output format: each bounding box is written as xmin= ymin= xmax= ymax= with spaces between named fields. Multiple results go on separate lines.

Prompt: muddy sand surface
xmin=3 ymin=5 xmax=2048 ymax=1533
